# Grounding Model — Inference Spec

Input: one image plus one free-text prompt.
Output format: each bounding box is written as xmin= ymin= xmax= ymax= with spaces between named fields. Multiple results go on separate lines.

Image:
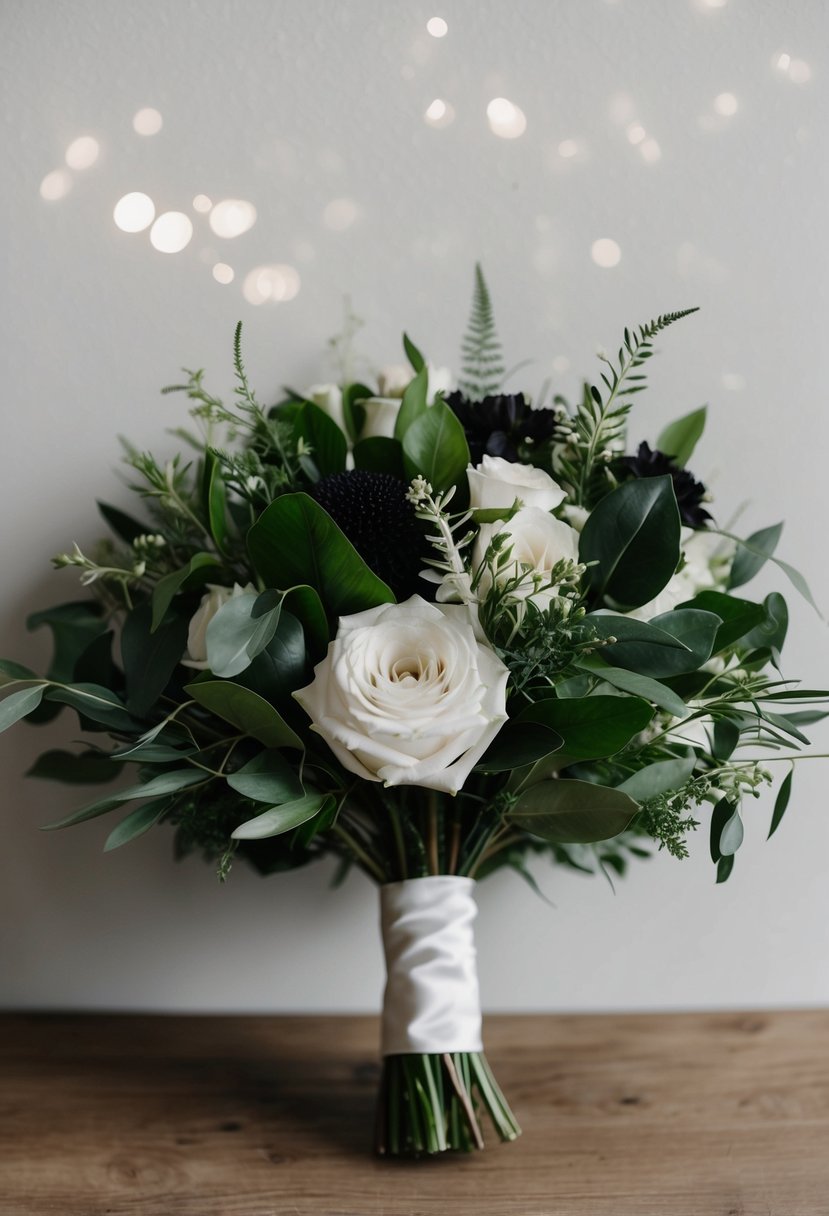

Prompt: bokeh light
xmin=39 ymin=170 xmax=72 ymax=201
xmin=65 ymin=136 xmax=100 ymax=170
xmin=486 ymin=97 xmax=527 ymax=139
xmin=133 ymin=108 xmax=163 ymax=135
xmin=113 ymin=192 xmax=156 ymax=232
xmin=192 ymin=194 xmax=213 ymax=213
xmin=591 ymin=238 xmax=622 ymax=268
xmin=149 ymin=211 xmax=193 ymax=253
xmin=426 ymin=17 xmax=448 ymax=37
xmin=212 ymin=263 xmax=234 ymax=285
xmin=242 ymin=264 xmax=301 ymax=305
xmin=424 ymin=99 xmax=455 ymax=128
xmin=714 ymin=92 xmax=738 ymax=116
xmin=209 ymin=199 xmax=257 ymax=238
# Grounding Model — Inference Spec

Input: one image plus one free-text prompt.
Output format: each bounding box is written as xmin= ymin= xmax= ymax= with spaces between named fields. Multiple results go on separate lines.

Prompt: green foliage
xmin=557 ymin=308 xmax=699 ymax=506
xmin=508 ymin=779 xmax=638 ymax=844
xmin=401 ymin=399 xmax=470 ymax=492
xmin=458 ymin=264 xmax=505 ymax=400
xmin=634 ymin=776 xmax=708 ymax=859
xmin=655 ymin=405 xmax=707 ymax=467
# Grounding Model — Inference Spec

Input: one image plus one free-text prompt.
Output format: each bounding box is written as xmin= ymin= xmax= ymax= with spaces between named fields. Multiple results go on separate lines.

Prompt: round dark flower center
xmin=310 ymin=470 xmax=429 ymax=600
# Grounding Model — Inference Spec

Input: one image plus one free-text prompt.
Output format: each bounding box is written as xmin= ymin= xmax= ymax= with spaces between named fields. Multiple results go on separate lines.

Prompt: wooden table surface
xmin=2 ymin=1011 xmax=828 ymax=1216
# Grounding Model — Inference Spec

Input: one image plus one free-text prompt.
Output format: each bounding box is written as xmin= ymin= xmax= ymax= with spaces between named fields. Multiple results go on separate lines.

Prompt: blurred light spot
xmin=133 ymin=107 xmax=163 ymax=135
xmin=640 ymin=138 xmax=662 ymax=163
xmin=113 ymin=192 xmax=155 ymax=232
xmin=486 ymin=97 xmax=527 ymax=139
xmin=40 ymin=169 xmax=72 ymax=201
xmin=608 ymin=92 xmax=635 ymax=124
xmin=149 ymin=211 xmax=193 ymax=253
xmin=242 ymin=264 xmax=301 ymax=305
xmin=700 ymin=0 xmax=727 ymax=8
xmin=714 ymin=92 xmax=738 ymax=116
xmin=722 ymin=372 xmax=745 ymax=391
xmin=212 ymin=262 xmax=234 ymax=285
xmin=626 ymin=122 xmax=646 ymax=145
xmin=65 ymin=135 xmax=100 ymax=170
xmin=591 ymin=238 xmax=621 ymax=268
xmin=424 ymin=98 xmax=455 ymax=128
xmin=553 ymin=355 xmax=570 ymax=374
xmin=558 ymin=139 xmax=579 ymax=158
xmin=209 ymin=199 xmax=257 ymax=238
xmin=788 ymin=58 xmax=811 ymax=84
xmin=293 ymin=239 xmax=316 ymax=262
xmin=192 ymin=194 xmax=212 ymax=213
xmin=426 ymin=16 xmax=448 ymax=36
xmin=774 ymin=52 xmax=791 ymax=72
xmin=323 ymin=197 xmax=359 ymax=230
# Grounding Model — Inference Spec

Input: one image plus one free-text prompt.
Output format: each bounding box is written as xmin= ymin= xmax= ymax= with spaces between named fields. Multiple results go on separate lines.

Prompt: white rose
xmin=360 ymin=397 xmax=401 ymax=441
xmin=377 ymin=365 xmax=411 ymax=398
xmin=181 ymin=583 xmax=254 ymax=669
xmin=473 ymin=507 xmax=581 ymax=614
xmin=305 ymin=383 xmax=346 ymax=434
xmin=561 ymin=504 xmax=590 ymax=533
xmin=467 ymin=455 xmax=566 ymax=513
xmin=293 ymin=595 xmax=509 ymax=794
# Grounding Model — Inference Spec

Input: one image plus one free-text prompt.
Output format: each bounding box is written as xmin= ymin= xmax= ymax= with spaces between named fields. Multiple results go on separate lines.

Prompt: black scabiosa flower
xmin=445 ymin=390 xmax=559 ymax=464
xmin=617 ymin=442 xmax=712 ymax=527
xmin=310 ymin=470 xmax=429 ymax=601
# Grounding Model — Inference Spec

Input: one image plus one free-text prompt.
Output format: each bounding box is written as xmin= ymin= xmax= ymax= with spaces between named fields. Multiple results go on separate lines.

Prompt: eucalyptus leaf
xmin=709 ymin=796 xmax=735 ymax=863
xmin=202 ymin=449 xmax=229 ymax=554
xmin=226 ymin=749 xmax=304 ymax=804
xmin=617 ymin=754 xmax=696 ymax=801
xmin=42 ymin=768 xmax=205 ymax=830
xmin=151 ymin=553 xmax=222 ymax=632
xmin=0 ymin=658 xmax=37 ymax=687
xmin=475 ymin=722 xmax=563 ymax=772
xmin=727 ymin=523 xmax=783 ymax=589
xmin=44 ymin=683 xmax=139 ymax=731
xmin=186 ymin=680 xmax=302 ymax=749
xmin=121 ymin=604 xmax=189 ymax=718
xmin=577 ymin=659 xmax=688 ymax=718
xmin=205 ymin=592 xmax=282 ymax=679
xmin=27 ymin=601 xmax=107 ymax=683
xmin=655 ymin=405 xmax=707 ymax=467
xmin=104 ymin=801 xmax=170 ymax=851
xmin=232 ymin=794 xmax=328 ymax=840
xmin=719 ymin=807 xmax=744 ymax=856
xmin=579 ymin=476 xmax=681 ymax=609
xmin=518 ymin=695 xmax=653 ymax=762
xmin=508 ymin=779 xmax=638 ymax=844
xmin=677 ymin=591 xmax=766 ymax=652
xmin=0 ymin=684 xmax=44 ymax=732
xmin=768 ymin=769 xmax=793 ymax=839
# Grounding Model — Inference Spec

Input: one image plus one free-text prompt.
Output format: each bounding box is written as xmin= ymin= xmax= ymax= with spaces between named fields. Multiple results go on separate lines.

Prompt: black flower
xmin=617 ymin=442 xmax=712 ymax=527
xmin=445 ymin=390 xmax=559 ymax=464
xmin=310 ymin=470 xmax=429 ymax=600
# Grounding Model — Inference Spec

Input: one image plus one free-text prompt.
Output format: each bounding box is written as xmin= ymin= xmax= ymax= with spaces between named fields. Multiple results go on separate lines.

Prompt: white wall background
xmin=1 ymin=0 xmax=828 ymax=1014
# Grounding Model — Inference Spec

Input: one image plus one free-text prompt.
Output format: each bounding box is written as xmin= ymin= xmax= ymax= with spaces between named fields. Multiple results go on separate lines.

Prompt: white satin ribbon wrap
xmin=379 ymin=875 xmax=483 ymax=1056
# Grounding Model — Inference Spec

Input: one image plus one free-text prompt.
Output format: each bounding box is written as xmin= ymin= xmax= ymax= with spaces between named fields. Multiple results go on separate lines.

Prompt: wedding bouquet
xmin=3 ymin=268 xmax=825 ymax=1157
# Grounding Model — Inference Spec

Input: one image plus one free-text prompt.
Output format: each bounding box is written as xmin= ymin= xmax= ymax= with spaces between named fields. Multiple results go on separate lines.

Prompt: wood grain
xmin=1 ymin=1011 xmax=828 ymax=1215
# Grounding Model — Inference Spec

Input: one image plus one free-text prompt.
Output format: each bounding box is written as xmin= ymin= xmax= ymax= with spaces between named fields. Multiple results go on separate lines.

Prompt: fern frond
xmin=459 ymin=263 xmax=505 ymax=400
xmin=558 ymin=308 xmax=698 ymax=506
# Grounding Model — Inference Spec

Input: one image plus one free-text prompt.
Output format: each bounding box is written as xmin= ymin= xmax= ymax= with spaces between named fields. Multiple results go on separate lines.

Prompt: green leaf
xmin=205 ymin=592 xmax=282 ymax=679
xmin=186 ymin=680 xmax=302 ymax=749
xmin=97 ymin=501 xmax=150 ymax=544
xmin=709 ymin=796 xmax=735 ymax=862
xmin=104 ymin=801 xmax=169 ymax=851
xmin=43 ymin=683 xmax=139 ymax=731
xmin=247 ymin=493 xmax=394 ymax=625
xmin=233 ymin=610 xmax=309 ymax=704
xmin=27 ymin=749 xmax=124 ymax=784
xmin=727 ymin=523 xmax=783 ymax=589
xmin=403 ymin=332 xmax=425 ymax=374
xmin=677 ymin=591 xmax=766 ymax=652
xmin=617 ymin=755 xmax=696 ymax=801
xmin=121 ymin=603 xmax=189 ymax=718
xmin=648 ymin=609 xmax=721 ymax=674
xmin=508 ymin=779 xmax=638 ymax=844
xmin=341 ymin=383 xmax=371 ymax=444
xmin=232 ymin=794 xmax=328 ymax=840
xmin=743 ymin=592 xmax=788 ymax=655
xmin=202 ymin=449 xmax=230 ymax=554
xmin=226 ymin=749 xmax=303 ymax=803
xmin=716 ymin=854 xmax=735 ymax=884
xmin=42 ymin=768 xmax=205 ymax=830
xmin=0 ymin=684 xmax=44 ymax=732
xmin=281 ymin=586 xmax=328 ymax=662
xmin=577 ymin=659 xmax=689 ymax=718
xmin=0 ymin=659 xmax=37 ymax=687
xmin=151 ymin=553 xmax=222 ymax=632
xmin=393 ymin=364 xmax=428 ymax=439
xmin=586 ymin=613 xmax=712 ymax=678
xmin=712 ymin=718 xmax=740 ymax=761
xmin=655 ymin=406 xmax=707 ymax=467
xmin=719 ymin=807 xmax=744 ymax=856
xmin=768 ymin=769 xmax=793 ymax=839
xmin=295 ymin=401 xmax=348 ymax=478
xmin=27 ymin=601 xmax=107 ymax=683
xmin=579 ymin=476 xmax=682 ymax=609
xmin=401 ymin=398 xmax=470 ymax=493
xmin=352 ymin=436 xmax=405 ymax=478
xmin=518 ymin=695 xmax=653 ymax=762
xmin=475 ymin=722 xmax=563 ymax=772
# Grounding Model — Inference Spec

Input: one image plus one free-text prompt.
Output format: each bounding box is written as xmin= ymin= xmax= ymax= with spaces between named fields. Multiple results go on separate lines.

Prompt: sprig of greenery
xmin=557 ymin=309 xmax=699 ymax=507
xmin=459 ymin=263 xmax=505 ymax=400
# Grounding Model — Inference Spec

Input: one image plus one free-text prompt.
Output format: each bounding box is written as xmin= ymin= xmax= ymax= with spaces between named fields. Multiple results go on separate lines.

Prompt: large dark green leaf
xmin=247 ymin=494 xmax=394 ymax=624
xmin=475 ymin=722 xmax=563 ymax=772
xmin=186 ymin=680 xmax=302 ymax=749
xmin=232 ymin=794 xmax=329 ymax=840
xmin=709 ymin=796 xmax=736 ymax=863
xmin=579 ymin=476 xmax=681 ymax=608
xmin=121 ymin=603 xmax=189 ymax=718
xmin=393 ymin=364 xmax=428 ymax=439
xmin=401 ymin=399 xmax=470 ymax=493
xmin=234 ymin=610 xmax=309 ymax=708
xmin=226 ymin=749 xmax=303 ymax=803
xmin=592 ymin=610 xmax=720 ymax=678
xmin=204 ymin=592 xmax=282 ymax=679
xmin=352 ymin=436 xmax=405 ymax=478
xmin=650 ymin=609 xmax=721 ymax=673
xmin=508 ymin=779 xmax=638 ymax=843
xmin=0 ymin=659 xmax=37 ymax=687
xmin=295 ymin=401 xmax=348 ymax=478
xmin=27 ymin=749 xmax=124 ymax=784
xmin=518 ymin=695 xmax=653 ymax=762
xmin=655 ymin=406 xmax=707 ymax=467
xmin=27 ymin=601 xmax=107 ymax=683
xmin=727 ymin=523 xmax=783 ymax=589
xmin=151 ymin=553 xmax=222 ymax=632
xmin=97 ymin=501 xmax=151 ymax=544
xmin=743 ymin=592 xmax=788 ymax=655
xmin=677 ymin=591 xmax=765 ymax=652
xmin=617 ymin=754 xmax=696 ymax=801
xmin=43 ymin=683 xmax=139 ymax=731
